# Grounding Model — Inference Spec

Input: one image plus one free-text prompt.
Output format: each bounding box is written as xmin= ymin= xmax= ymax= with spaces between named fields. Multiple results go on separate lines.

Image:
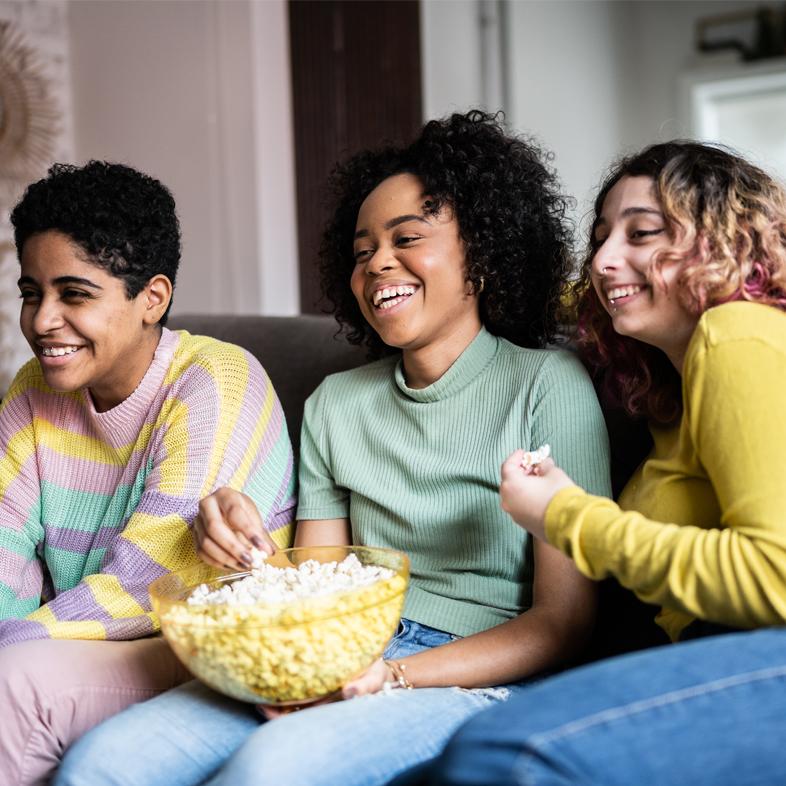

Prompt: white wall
xmin=505 ymin=0 xmax=628 ymax=228
xmin=68 ymin=0 xmax=298 ymax=317
xmin=420 ymin=0 xmax=776 ymax=236
xmin=420 ymin=0 xmax=484 ymax=119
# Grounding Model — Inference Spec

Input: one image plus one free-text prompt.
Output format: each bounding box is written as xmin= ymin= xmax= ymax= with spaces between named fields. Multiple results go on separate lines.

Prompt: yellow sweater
xmin=545 ymin=301 xmax=786 ymax=641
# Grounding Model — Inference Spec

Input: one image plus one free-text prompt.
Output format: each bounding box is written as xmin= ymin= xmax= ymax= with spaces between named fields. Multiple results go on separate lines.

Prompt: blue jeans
xmin=395 ymin=628 xmax=786 ymax=786
xmin=55 ymin=619 xmax=526 ymax=786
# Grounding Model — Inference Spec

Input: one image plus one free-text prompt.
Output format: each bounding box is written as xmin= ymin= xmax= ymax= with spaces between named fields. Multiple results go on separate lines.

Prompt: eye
xmin=396 ymin=235 xmax=421 ymax=246
xmin=62 ymin=289 xmax=92 ymax=301
xmin=18 ymin=289 xmax=40 ymax=303
xmin=630 ymin=228 xmax=664 ymax=240
xmin=353 ymin=247 xmax=374 ymax=263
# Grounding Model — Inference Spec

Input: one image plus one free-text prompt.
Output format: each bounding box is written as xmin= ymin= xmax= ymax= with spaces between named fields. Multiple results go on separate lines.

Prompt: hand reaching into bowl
xmin=499 ymin=449 xmax=576 ymax=540
xmin=195 ymin=488 xmax=277 ymax=571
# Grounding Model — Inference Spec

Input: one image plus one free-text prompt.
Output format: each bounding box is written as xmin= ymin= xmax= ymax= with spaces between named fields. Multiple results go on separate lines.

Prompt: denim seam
xmin=513 ymin=664 xmax=786 ymax=786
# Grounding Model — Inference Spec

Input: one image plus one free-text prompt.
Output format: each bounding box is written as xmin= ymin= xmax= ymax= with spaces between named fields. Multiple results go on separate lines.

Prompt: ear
xmin=141 ymin=274 xmax=173 ymax=325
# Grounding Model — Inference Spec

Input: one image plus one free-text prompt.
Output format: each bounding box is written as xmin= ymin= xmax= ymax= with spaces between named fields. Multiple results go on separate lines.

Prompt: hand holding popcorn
xmin=499 ymin=449 xmax=575 ymax=540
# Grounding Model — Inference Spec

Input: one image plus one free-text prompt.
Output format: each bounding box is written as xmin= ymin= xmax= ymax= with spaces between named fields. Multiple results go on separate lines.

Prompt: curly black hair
xmin=319 ymin=110 xmax=573 ymax=355
xmin=10 ymin=161 xmax=180 ymax=325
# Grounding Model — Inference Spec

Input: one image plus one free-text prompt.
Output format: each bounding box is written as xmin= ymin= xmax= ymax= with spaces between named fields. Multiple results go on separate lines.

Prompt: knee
xmin=432 ymin=709 xmax=531 ymax=786
xmin=0 ymin=641 xmax=61 ymax=717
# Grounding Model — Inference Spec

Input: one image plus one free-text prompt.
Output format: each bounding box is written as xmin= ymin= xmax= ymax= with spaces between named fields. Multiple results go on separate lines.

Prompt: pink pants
xmin=0 ymin=637 xmax=191 ymax=786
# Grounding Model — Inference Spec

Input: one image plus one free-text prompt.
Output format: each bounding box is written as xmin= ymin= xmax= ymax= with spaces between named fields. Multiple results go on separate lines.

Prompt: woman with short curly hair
xmin=57 ymin=111 xmax=611 ymax=786
xmin=0 ymin=161 xmax=295 ymax=785
xmin=407 ymin=140 xmax=786 ymax=785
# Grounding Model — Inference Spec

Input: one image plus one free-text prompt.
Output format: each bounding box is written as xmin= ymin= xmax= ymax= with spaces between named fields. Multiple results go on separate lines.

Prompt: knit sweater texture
xmin=545 ymin=301 xmax=786 ymax=640
xmin=297 ymin=327 xmax=611 ymax=637
xmin=0 ymin=328 xmax=296 ymax=646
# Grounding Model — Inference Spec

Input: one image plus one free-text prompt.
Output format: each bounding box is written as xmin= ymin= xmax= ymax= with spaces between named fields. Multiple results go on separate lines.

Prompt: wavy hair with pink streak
xmin=573 ymin=141 xmax=786 ymax=423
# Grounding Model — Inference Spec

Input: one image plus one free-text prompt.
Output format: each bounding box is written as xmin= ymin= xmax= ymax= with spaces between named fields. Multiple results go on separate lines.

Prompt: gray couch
xmin=168 ymin=314 xmax=367 ymax=452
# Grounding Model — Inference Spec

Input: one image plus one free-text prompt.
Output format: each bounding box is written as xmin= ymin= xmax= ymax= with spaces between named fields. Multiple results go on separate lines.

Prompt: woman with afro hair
xmin=57 ymin=111 xmax=610 ymax=786
xmin=0 ymin=161 xmax=295 ymax=785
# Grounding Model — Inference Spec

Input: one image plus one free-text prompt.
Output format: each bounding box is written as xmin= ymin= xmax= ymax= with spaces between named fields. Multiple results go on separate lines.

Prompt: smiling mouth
xmin=372 ymin=285 xmax=417 ymax=310
xmin=39 ymin=345 xmax=83 ymax=357
xmin=606 ymin=285 xmax=644 ymax=306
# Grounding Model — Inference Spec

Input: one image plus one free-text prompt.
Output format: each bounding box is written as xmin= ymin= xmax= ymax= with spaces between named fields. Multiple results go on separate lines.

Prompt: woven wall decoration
xmin=0 ymin=18 xmax=60 ymax=206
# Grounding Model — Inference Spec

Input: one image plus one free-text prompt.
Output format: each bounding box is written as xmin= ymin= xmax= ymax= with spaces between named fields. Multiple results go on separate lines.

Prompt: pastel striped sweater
xmin=0 ymin=328 xmax=295 ymax=646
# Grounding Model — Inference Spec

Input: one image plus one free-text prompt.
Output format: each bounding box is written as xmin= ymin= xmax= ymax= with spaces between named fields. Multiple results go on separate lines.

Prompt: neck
xmin=660 ymin=330 xmax=695 ymax=376
xmin=90 ymin=326 xmax=162 ymax=412
xmin=401 ymin=322 xmax=482 ymax=389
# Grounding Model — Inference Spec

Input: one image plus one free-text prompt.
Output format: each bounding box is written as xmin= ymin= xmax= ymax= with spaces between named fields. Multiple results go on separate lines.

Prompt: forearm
xmin=0 ymin=512 xmax=198 ymax=646
xmin=392 ymin=603 xmax=595 ymax=689
xmin=294 ymin=519 xmax=352 ymax=547
xmin=546 ymin=487 xmax=786 ymax=628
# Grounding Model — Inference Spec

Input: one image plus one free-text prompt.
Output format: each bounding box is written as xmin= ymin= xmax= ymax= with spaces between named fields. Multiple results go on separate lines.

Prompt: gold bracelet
xmin=383 ymin=659 xmax=413 ymax=690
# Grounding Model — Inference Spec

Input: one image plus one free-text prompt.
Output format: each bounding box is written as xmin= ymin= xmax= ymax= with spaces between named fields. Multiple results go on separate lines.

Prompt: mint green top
xmin=297 ymin=328 xmax=610 ymax=637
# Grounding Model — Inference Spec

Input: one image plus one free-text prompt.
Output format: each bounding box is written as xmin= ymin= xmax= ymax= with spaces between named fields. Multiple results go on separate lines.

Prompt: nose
xmin=592 ymin=238 xmax=621 ymax=278
xmin=30 ymin=294 xmax=65 ymax=335
xmin=364 ymin=245 xmax=398 ymax=277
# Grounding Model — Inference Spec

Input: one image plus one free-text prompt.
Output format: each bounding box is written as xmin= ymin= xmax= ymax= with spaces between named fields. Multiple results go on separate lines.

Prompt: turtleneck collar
xmin=394 ymin=327 xmax=499 ymax=403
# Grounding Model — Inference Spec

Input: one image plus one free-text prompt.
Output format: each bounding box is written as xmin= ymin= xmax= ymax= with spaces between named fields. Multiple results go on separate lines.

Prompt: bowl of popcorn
xmin=149 ymin=545 xmax=409 ymax=706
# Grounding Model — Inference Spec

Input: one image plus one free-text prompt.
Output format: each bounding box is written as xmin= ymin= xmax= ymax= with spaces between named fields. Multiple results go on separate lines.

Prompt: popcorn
xmin=187 ymin=553 xmax=395 ymax=606
xmin=159 ymin=553 xmax=406 ymax=705
xmin=520 ymin=443 xmax=550 ymax=471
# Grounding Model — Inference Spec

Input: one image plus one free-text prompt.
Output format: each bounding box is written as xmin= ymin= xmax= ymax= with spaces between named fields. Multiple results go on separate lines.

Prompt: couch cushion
xmin=168 ymin=315 xmax=367 ymax=450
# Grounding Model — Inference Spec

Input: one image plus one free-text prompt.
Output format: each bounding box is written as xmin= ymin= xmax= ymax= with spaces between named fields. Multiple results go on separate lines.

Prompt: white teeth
xmin=372 ymin=285 xmax=416 ymax=307
xmin=607 ymin=285 xmax=642 ymax=303
xmin=41 ymin=346 xmax=81 ymax=357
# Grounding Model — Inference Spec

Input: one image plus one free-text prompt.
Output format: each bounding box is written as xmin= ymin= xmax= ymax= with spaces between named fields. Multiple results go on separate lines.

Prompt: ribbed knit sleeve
xmin=545 ymin=303 xmax=786 ymax=638
xmin=0 ymin=332 xmax=296 ymax=646
xmin=296 ymin=363 xmax=388 ymax=522
xmin=530 ymin=350 xmax=610 ymax=497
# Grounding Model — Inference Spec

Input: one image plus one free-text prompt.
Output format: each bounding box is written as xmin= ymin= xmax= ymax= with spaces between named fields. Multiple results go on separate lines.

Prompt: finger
xmin=198 ymin=496 xmax=254 ymax=568
xmin=192 ymin=515 xmax=232 ymax=569
xmin=501 ymin=450 xmax=526 ymax=479
xmin=221 ymin=494 xmax=273 ymax=554
xmin=195 ymin=514 xmax=245 ymax=570
xmin=537 ymin=457 xmax=556 ymax=474
xmin=343 ymin=659 xmax=388 ymax=698
xmin=199 ymin=534 xmax=247 ymax=571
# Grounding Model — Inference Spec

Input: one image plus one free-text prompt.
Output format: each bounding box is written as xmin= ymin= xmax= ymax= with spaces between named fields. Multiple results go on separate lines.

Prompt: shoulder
xmin=168 ymin=330 xmax=269 ymax=383
xmin=688 ymin=302 xmax=786 ymax=365
xmin=309 ymin=355 xmax=398 ymax=400
xmin=495 ymin=338 xmax=592 ymax=387
xmin=0 ymin=358 xmax=42 ymax=416
xmin=6 ymin=357 xmax=45 ymax=393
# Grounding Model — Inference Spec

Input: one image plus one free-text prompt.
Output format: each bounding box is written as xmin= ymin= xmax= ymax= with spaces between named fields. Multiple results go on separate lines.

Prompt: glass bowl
xmin=149 ymin=545 xmax=409 ymax=705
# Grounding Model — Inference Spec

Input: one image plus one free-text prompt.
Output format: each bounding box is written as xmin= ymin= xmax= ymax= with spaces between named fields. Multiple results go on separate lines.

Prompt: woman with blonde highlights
xmin=396 ymin=141 xmax=786 ymax=786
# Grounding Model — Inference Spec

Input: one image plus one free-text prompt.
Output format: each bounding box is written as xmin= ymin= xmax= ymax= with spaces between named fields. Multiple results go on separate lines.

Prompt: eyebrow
xmin=354 ymin=213 xmax=430 ymax=240
xmin=17 ymin=275 xmax=103 ymax=289
xmin=595 ymin=206 xmax=663 ymax=229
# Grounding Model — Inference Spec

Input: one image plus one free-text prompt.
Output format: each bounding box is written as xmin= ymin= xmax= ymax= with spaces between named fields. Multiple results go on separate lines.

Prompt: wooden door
xmin=289 ymin=0 xmax=423 ymax=313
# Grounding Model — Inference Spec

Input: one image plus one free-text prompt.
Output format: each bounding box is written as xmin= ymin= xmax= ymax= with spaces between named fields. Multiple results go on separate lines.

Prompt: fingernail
xmin=240 ymin=552 xmax=253 ymax=567
xmin=250 ymin=536 xmax=267 ymax=551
